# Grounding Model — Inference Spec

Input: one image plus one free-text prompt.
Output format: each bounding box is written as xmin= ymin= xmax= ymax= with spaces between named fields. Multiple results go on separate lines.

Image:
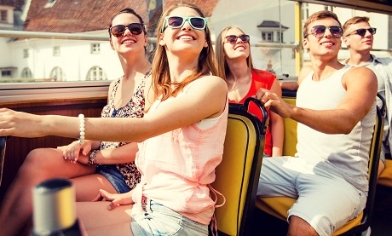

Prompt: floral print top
xmin=99 ymin=69 xmax=151 ymax=189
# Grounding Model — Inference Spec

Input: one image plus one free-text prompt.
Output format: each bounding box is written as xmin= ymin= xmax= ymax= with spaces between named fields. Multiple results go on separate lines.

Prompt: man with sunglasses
xmin=256 ymin=10 xmax=377 ymax=236
xmin=343 ymin=16 xmax=392 ymax=178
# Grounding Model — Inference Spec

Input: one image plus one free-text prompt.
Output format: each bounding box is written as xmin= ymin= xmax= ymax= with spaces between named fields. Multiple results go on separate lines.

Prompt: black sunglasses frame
xmin=225 ymin=34 xmax=250 ymax=43
xmin=304 ymin=25 xmax=343 ymax=39
xmin=345 ymin=27 xmax=377 ymax=37
xmin=109 ymin=23 xmax=144 ymax=37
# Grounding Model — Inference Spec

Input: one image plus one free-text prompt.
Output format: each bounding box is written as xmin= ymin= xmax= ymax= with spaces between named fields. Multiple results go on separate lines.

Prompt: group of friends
xmin=0 ymin=2 xmax=391 ymax=236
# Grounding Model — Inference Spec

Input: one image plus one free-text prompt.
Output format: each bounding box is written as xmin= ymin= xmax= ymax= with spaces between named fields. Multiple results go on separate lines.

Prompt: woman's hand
xmin=93 ymin=189 xmax=134 ymax=210
xmin=57 ymin=140 xmax=93 ymax=163
xmin=0 ymin=108 xmax=47 ymax=137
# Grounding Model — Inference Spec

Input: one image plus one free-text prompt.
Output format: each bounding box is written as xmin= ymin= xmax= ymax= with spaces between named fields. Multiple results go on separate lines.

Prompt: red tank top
xmin=228 ymin=69 xmax=276 ymax=156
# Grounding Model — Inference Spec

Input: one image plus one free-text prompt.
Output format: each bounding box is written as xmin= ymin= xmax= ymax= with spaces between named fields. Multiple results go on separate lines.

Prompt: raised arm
xmin=0 ymin=76 xmax=227 ymax=142
xmin=257 ymin=66 xmax=377 ymax=134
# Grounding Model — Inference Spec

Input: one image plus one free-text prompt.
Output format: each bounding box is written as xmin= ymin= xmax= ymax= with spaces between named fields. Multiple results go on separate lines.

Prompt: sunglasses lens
xmin=239 ymin=35 xmax=250 ymax=42
xmin=226 ymin=35 xmax=237 ymax=43
xmin=369 ymin=28 xmax=376 ymax=35
xmin=189 ymin=17 xmax=206 ymax=29
xmin=356 ymin=29 xmax=367 ymax=36
xmin=312 ymin=25 xmax=326 ymax=37
xmin=330 ymin=26 xmax=343 ymax=38
xmin=128 ymin=24 xmax=143 ymax=35
xmin=167 ymin=16 xmax=184 ymax=28
xmin=111 ymin=25 xmax=126 ymax=37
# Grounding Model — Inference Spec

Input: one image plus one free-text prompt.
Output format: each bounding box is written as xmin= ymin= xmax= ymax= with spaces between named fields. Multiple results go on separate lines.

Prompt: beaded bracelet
xmin=88 ymin=150 xmax=99 ymax=166
xmin=78 ymin=114 xmax=85 ymax=145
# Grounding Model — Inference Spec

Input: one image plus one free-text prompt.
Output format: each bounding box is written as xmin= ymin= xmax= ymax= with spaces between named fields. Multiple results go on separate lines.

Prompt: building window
xmin=53 ymin=46 xmax=60 ymax=56
xmin=21 ymin=68 xmax=33 ymax=78
xmin=23 ymin=49 xmax=29 ymax=58
xmin=277 ymin=32 xmax=284 ymax=43
xmin=302 ymin=3 xmax=309 ymax=21
xmin=262 ymin=32 xmax=274 ymax=42
xmin=86 ymin=66 xmax=107 ymax=81
xmin=45 ymin=0 xmax=57 ymax=8
xmin=0 ymin=10 xmax=7 ymax=22
xmin=50 ymin=66 xmax=65 ymax=81
xmin=1 ymin=70 xmax=12 ymax=77
xmin=91 ymin=43 xmax=101 ymax=54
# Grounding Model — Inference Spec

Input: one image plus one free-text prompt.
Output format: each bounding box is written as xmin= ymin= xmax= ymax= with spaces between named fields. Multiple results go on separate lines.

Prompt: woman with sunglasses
xmin=0 ymin=8 xmax=151 ymax=235
xmin=215 ymin=26 xmax=284 ymax=157
xmin=0 ymin=3 xmax=227 ymax=235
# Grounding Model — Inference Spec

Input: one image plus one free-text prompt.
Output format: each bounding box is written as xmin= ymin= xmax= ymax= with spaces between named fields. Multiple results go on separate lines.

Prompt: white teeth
xmin=179 ymin=35 xmax=193 ymax=40
xmin=122 ymin=40 xmax=135 ymax=44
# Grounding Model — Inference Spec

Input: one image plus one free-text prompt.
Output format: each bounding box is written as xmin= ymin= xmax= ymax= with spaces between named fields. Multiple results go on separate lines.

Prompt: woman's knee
xmin=21 ymin=148 xmax=60 ymax=174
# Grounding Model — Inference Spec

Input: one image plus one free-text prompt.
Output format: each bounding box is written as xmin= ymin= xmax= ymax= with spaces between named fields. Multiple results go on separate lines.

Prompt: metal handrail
xmin=0 ymin=30 xmax=298 ymax=50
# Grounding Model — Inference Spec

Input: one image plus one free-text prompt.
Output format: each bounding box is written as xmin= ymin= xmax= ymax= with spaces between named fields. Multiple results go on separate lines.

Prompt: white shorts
xmin=257 ymin=157 xmax=367 ymax=236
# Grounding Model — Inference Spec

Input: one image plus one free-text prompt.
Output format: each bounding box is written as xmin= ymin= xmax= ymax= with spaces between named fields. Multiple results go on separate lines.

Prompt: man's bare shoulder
xmin=344 ymin=66 xmax=377 ymax=88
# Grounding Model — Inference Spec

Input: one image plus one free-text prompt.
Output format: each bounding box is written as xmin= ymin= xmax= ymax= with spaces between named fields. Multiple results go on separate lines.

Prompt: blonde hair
xmin=342 ymin=16 xmax=369 ymax=33
xmin=215 ymin=26 xmax=253 ymax=79
xmin=151 ymin=3 xmax=218 ymax=101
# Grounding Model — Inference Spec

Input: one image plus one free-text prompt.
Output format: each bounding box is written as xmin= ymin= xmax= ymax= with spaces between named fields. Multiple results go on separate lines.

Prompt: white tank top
xmin=296 ymin=65 xmax=376 ymax=192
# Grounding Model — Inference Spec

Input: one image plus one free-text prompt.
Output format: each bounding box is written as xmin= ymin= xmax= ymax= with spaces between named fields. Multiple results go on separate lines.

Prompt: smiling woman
xmin=1 ymin=0 xmax=392 ymax=235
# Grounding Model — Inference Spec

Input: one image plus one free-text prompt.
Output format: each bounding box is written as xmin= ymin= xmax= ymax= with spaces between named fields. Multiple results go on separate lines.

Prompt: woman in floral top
xmin=0 ymin=8 xmax=151 ymax=236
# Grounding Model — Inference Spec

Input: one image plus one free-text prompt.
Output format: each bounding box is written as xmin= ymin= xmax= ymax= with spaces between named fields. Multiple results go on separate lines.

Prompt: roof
xmin=0 ymin=0 xmax=25 ymax=10
xmin=24 ymin=0 xmax=148 ymax=33
xmin=23 ymin=0 xmax=218 ymax=33
xmin=257 ymin=20 xmax=289 ymax=29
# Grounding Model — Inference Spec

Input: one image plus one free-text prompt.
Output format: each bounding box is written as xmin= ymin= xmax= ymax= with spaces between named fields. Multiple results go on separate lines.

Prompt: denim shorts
xmin=96 ymin=165 xmax=131 ymax=193
xmin=130 ymin=198 xmax=208 ymax=236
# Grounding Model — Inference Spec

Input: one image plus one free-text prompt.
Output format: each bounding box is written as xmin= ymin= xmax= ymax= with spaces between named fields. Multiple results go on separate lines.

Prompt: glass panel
xmin=0 ymin=0 xmax=390 ymax=102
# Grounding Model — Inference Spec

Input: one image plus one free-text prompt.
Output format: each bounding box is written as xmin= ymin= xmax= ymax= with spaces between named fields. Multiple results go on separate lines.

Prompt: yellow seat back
xmin=281 ymin=96 xmax=297 ymax=156
xmin=212 ymin=98 xmax=267 ymax=236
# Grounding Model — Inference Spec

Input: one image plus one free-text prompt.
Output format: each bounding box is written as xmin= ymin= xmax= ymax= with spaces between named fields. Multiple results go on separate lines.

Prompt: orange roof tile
xmin=24 ymin=0 xmax=219 ymax=33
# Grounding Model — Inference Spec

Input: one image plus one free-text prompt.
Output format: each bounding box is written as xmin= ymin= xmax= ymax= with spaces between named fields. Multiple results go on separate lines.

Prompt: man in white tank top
xmin=342 ymin=16 xmax=392 ymax=178
xmin=255 ymin=10 xmax=378 ymax=236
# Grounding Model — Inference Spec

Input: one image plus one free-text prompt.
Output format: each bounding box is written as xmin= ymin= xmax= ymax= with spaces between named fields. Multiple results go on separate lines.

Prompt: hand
xmin=92 ymin=189 xmax=134 ymax=210
xmin=57 ymin=140 xmax=93 ymax=163
xmin=254 ymin=88 xmax=292 ymax=118
xmin=0 ymin=108 xmax=46 ymax=137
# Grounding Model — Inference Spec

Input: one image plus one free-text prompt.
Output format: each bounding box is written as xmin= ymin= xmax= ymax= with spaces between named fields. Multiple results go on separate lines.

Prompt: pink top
xmin=132 ymin=87 xmax=228 ymax=225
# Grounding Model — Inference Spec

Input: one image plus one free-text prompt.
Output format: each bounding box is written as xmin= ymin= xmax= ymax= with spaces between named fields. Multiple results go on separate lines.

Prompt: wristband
xmin=88 ymin=150 xmax=98 ymax=166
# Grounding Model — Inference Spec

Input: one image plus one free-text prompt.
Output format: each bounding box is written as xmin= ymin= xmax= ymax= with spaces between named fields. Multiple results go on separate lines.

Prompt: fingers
xmin=107 ymin=201 xmax=120 ymax=211
xmin=81 ymin=145 xmax=92 ymax=156
xmin=92 ymin=189 xmax=111 ymax=202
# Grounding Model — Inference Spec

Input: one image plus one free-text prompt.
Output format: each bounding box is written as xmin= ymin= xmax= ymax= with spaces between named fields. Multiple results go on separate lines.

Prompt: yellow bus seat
xmin=256 ymin=92 xmax=385 ymax=236
xmin=212 ymin=97 xmax=268 ymax=236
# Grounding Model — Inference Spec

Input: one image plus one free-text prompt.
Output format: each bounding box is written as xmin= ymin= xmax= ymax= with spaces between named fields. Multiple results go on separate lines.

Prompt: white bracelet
xmin=78 ymin=114 xmax=85 ymax=145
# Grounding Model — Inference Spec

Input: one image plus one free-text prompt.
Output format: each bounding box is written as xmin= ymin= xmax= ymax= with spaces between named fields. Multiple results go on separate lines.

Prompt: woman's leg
xmin=76 ymin=202 xmax=133 ymax=236
xmin=0 ymin=148 xmax=96 ymax=236
xmin=71 ymin=173 xmax=118 ymax=201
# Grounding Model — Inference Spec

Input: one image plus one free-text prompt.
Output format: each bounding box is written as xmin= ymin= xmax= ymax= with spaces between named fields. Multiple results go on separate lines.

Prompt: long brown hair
xmin=215 ymin=26 xmax=253 ymax=79
xmin=151 ymin=3 xmax=218 ymax=101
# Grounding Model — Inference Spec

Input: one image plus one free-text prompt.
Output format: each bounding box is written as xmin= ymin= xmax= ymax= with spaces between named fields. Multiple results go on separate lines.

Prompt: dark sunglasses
xmin=161 ymin=16 xmax=207 ymax=32
xmin=304 ymin=25 xmax=343 ymax=39
xmin=345 ymin=27 xmax=377 ymax=37
xmin=225 ymin=34 xmax=250 ymax=43
xmin=109 ymin=23 xmax=144 ymax=37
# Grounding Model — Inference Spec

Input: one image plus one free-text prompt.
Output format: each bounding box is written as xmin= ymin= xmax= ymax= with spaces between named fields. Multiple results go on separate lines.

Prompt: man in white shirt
xmin=343 ymin=16 xmax=392 ymax=177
